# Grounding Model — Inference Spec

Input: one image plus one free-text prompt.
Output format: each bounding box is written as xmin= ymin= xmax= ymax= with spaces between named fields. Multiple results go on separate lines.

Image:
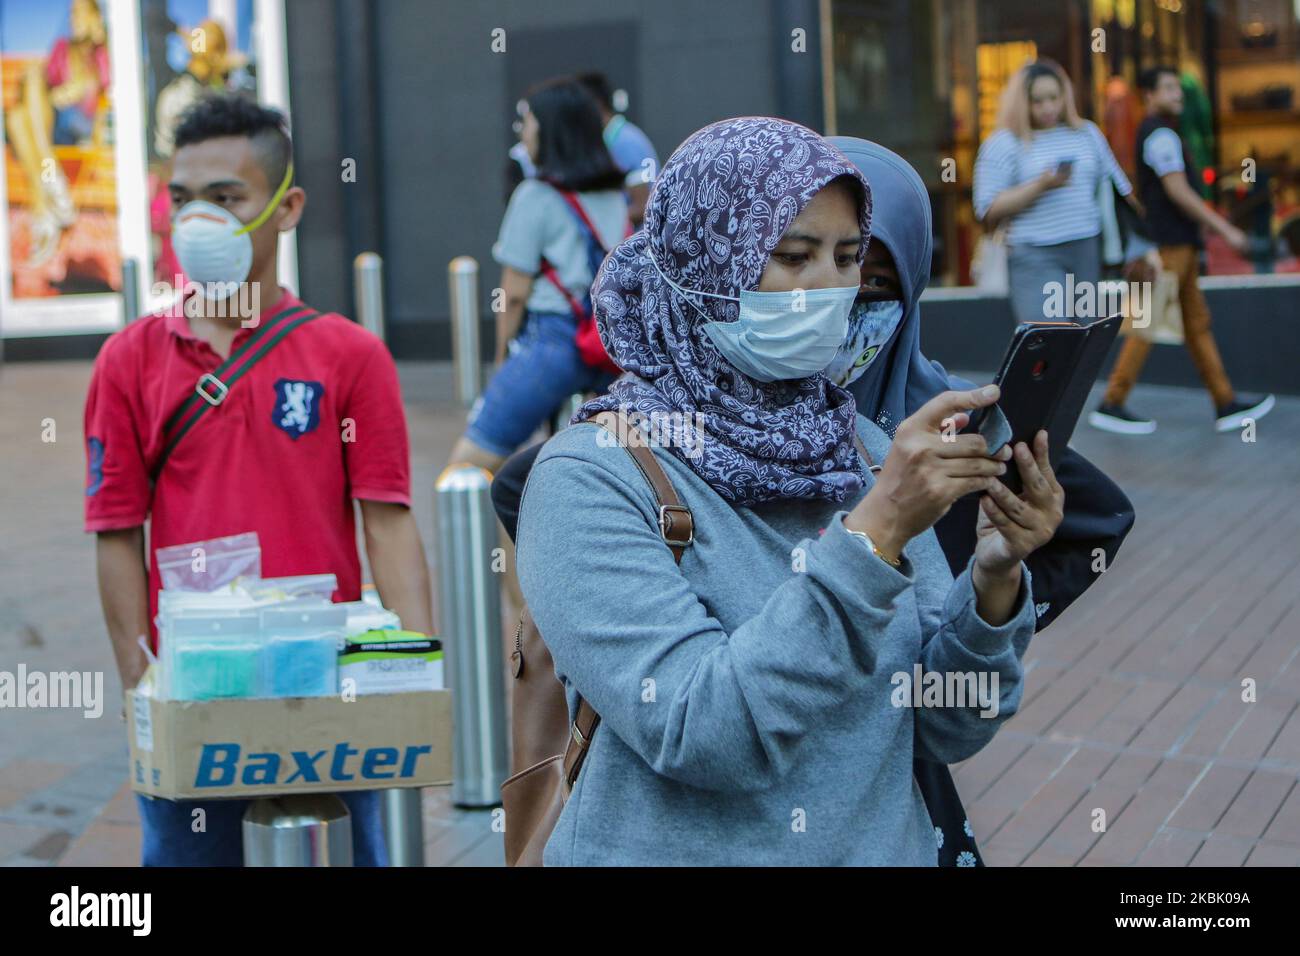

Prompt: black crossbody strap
xmin=151 ymin=306 xmax=321 ymax=481
xmin=161 ymin=303 xmax=313 ymax=435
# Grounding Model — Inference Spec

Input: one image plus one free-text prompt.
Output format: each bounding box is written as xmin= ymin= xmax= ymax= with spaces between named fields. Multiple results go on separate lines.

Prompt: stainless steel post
xmin=242 ymin=794 xmax=353 ymax=866
xmin=354 ymin=252 xmax=385 ymax=340
xmin=448 ymin=256 xmax=481 ymax=407
xmin=121 ymin=258 xmax=140 ymax=325
xmin=436 ymin=463 xmax=508 ymax=807
xmin=381 ymin=789 xmax=425 ymax=866
xmin=353 ymin=250 xmax=423 ymax=862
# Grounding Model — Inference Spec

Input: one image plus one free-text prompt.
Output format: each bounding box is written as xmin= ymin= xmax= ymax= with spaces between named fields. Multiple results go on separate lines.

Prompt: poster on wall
xmin=0 ymin=0 xmax=142 ymax=335
xmin=142 ymin=0 xmax=296 ymax=316
xmin=140 ymin=0 xmax=256 ymax=298
xmin=0 ymin=0 xmax=292 ymax=339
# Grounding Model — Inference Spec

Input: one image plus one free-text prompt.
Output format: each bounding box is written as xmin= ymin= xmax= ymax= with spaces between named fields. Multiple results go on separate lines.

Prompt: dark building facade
xmin=284 ymin=0 xmax=828 ymax=360
xmin=7 ymin=0 xmax=1296 ymax=396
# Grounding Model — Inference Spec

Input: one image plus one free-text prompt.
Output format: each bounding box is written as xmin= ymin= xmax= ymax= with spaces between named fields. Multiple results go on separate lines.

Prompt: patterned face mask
xmin=824 ymin=297 xmax=904 ymax=388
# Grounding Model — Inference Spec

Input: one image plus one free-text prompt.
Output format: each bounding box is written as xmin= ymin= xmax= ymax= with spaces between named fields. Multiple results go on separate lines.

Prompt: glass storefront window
xmin=828 ymin=0 xmax=1300 ymax=285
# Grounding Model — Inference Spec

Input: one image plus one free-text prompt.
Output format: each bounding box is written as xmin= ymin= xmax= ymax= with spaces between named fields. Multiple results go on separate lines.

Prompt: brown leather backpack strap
xmin=852 ymin=433 xmax=880 ymax=473
xmin=589 ymin=409 xmax=694 ymax=561
xmin=560 ymin=408 xmax=695 ymax=789
xmin=562 ymin=698 xmax=600 ymax=787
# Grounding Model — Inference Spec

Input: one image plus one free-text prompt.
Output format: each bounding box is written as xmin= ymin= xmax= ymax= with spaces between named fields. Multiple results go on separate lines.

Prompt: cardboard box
xmin=127 ymin=688 xmax=453 ymax=800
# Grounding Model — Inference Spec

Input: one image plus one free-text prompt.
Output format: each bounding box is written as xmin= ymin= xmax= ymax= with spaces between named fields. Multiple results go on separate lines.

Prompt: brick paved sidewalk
xmin=953 ymin=374 xmax=1300 ymax=866
xmin=1 ymin=359 xmax=1296 ymax=866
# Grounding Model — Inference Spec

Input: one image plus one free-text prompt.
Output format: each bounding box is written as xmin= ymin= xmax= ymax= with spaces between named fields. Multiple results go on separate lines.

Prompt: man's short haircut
xmin=173 ymin=94 xmax=293 ymax=189
xmin=1138 ymin=65 xmax=1179 ymax=93
xmin=576 ymin=71 xmax=614 ymax=112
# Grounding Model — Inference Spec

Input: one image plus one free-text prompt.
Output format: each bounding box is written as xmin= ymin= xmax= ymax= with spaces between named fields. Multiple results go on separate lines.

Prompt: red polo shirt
xmin=83 ymin=289 xmax=412 ymax=650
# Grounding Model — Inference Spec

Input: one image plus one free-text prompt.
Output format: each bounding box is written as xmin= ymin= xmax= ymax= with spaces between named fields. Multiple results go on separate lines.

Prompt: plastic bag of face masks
xmin=246 ymin=574 xmax=337 ymax=603
xmin=156 ymin=533 xmax=261 ymax=592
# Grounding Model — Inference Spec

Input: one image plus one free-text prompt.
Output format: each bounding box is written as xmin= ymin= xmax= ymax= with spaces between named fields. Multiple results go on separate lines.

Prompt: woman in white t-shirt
xmin=449 ymin=77 xmax=629 ymax=473
xmin=973 ymin=59 xmax=1144 ymax=324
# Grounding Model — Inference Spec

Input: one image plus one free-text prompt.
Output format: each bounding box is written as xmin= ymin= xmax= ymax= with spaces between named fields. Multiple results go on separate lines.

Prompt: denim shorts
xmin=465 ymin=310 xmax=617 ymax=457
xmin=53 ymin=106 xmax=94 ymax=146
xmin=135 ymin=789 xmax=389 ymax=866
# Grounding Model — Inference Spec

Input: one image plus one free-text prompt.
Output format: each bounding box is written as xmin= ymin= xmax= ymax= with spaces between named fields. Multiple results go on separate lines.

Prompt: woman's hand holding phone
xmin=847 ymin=385 xmax=1012 ymax=562
xmin=974 ymin=428 xmax=1064 ymax=571
xmin=970 ymin=429 xmax=1065 ymax=621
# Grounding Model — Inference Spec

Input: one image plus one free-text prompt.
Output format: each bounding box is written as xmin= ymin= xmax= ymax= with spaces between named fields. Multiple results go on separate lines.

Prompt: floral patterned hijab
xmin=572 ymin=117 xmax=873 ymax=506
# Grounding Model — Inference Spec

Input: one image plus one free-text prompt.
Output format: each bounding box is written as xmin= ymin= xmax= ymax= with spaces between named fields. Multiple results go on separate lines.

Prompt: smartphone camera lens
xmin=1027 ymin=334 xmax=1045 ymax=350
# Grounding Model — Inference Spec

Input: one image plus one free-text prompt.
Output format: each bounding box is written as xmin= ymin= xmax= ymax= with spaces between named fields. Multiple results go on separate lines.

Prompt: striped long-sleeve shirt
xmin=973 ymin=121 xmax=1132 ymax=247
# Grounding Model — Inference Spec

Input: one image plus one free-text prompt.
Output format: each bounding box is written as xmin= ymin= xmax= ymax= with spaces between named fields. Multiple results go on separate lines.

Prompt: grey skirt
xmin=1006 ymin=234 xmax=1101 ymax=324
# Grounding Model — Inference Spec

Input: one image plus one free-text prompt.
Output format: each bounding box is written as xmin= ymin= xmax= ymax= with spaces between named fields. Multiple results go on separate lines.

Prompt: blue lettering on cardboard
xmin=330 ymin=742 xmax=359 ymax=781
xmin=361 ymin=747 xmax=399 ymax=779
xmin=194 ymin=741 xmax=434 ymax=787
xmin=284 ymin=749 xmax=326 ymax=784
xmin=195 ymin=743 xmax=241 ymax=787
xmin=401 ymin=746 xmax=431 ymax=777
xmin=242 ymin=753 xmax=281 ymax=785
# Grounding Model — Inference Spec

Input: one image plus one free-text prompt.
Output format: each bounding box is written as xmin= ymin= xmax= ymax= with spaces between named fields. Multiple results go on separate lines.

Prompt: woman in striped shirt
xmin=974 ymin=59 xmax=1143 ymax=324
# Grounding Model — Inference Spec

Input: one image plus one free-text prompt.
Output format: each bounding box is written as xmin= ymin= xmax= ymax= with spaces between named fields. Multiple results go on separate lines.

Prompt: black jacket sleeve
xmin=933 ymin=447 xmax=1135 ymax=631
xmin=490 ymin=440 xmax=546 ymax=543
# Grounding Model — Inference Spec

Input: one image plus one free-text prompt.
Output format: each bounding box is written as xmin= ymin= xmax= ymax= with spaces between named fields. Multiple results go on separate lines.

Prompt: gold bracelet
xmin=872 ymin=542 xmax=903 ymax=568
xmin=845 ymin=526 xmax=903 ymax=568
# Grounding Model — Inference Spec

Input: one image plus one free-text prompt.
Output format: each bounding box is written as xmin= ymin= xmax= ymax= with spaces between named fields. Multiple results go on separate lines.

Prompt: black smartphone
xmin=1056 ymin=158 xmax=1075 ymax=176
xmin=963 ymin=315 xmax=1122 ymax=493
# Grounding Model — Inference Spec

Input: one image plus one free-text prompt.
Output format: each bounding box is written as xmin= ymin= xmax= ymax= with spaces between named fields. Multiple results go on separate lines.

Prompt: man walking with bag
xmin=1090 ymin=65 xmax=1274 ymax=435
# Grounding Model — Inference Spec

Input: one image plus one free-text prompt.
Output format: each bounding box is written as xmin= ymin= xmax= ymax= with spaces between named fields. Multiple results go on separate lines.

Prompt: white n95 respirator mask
xmin=172 ymin=163 xmax=294 ymax=299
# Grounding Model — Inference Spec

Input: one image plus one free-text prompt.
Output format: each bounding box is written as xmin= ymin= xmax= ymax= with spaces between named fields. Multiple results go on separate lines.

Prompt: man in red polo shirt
xmin=84 ymin=95 xmax=432 ymax=866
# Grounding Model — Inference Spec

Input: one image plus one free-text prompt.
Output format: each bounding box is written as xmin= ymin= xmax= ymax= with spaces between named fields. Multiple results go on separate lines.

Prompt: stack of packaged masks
xmin=151 ymin=534 xmax=438 ymax=701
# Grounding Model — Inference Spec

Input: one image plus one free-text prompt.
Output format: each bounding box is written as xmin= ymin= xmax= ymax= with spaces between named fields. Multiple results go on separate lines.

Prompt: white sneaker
xmin=1215 ymin=394 xmax=1275 ymax=432
xmin=1088 ymin=403 xmax=1157 ymax=434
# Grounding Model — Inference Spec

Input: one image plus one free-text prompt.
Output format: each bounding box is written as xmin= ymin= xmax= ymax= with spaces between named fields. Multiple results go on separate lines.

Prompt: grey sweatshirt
xmin=515 ymin=412 xmax=1036 ymax=866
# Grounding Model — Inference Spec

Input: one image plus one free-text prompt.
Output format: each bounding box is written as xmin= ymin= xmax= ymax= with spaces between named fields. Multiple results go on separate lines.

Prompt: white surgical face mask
xmin=172 ymin=163 xmax=294 ymax=299
xmin=824 ymin=297 xmax=904 ymax=388
xmin=648 ymin=253 xmax=858 ymax=382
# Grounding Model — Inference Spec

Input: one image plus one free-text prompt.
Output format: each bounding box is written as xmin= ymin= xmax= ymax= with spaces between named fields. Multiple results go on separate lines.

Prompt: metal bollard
xmin=381 ymin=789 xmax=425 ymax=866
xmin=354 ymin=252 xmax=385 ymax=339
xmin=352 ymin=252 xmax=423 ymax=862
xmin=121 ymin=258 xmax=140 ymax=325
xmin=243 ymin=794 xmax=352 ymax=866
xmin=448 ymin=257 xmax=481 ymax=407
xmin=436 ymin=463 xmax=508 ymax=807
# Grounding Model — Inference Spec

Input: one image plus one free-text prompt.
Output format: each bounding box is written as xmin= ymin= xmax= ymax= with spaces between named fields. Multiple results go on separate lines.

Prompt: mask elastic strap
xmin=645 ymin=252 xmax=739 ymax=308
xmin=235 ymin=161 xmax=295 ymax=237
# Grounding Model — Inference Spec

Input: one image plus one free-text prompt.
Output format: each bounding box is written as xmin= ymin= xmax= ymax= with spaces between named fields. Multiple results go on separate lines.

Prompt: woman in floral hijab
xmin=516 ymin=117 xmax=1062 ymax=865
xmin=573 ymin=117 xmax=871 ymax=503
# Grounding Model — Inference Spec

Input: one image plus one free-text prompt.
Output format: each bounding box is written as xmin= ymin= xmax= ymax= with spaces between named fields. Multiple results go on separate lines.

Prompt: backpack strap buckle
xmin=195 ymin=372 xmax=229 ymax=406
xmin=563 ymin=700 xmax=601 ymax=788
xmin=658 ymin=504 xmax=694 ymax=547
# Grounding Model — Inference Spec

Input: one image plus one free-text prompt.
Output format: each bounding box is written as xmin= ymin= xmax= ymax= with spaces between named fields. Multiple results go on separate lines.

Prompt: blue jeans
xmin=53 ymin=106 xmax=94 ymax=146
xmin=135 ymin=790 xmax=389 ymax=866
xmin=466 ymin=310 xmax=617 ymax=457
